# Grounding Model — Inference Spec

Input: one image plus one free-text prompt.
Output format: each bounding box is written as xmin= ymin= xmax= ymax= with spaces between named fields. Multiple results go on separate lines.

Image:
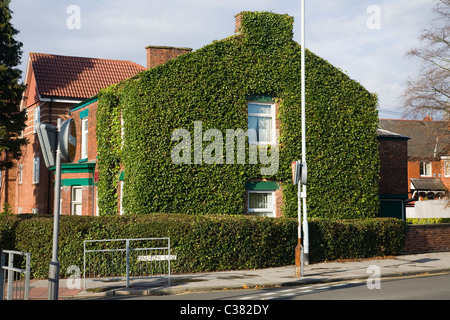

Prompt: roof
xmin=410 ymin=178 xmax=447 ymax=191
xmin=29 ymin=52 xmax=146 ymax=100
xmin=376 ymin=128 xmax=409 ymax=140
xmin=379 ymin=119 xmax=450 ymax=160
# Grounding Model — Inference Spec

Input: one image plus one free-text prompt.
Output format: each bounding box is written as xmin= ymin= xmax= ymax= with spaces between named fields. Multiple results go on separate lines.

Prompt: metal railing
xmin=83 ymin=238 xmax=175 ymax=290
xmin=0 ymin=250 xmax=31 ymax=300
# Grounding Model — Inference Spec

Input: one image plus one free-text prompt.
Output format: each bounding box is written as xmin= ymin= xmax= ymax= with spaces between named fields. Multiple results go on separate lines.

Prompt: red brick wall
xmin=378 ymin=138 xmax=408 ymax=195
xmin=146 ymin=46 xmax=192 ymax=69
xmin=403 ymin=224 xmax=450 ymax=254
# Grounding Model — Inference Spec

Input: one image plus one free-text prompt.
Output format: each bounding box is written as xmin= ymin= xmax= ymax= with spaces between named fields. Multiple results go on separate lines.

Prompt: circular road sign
xmin=60 ymin=118 xmax=76 ymax=162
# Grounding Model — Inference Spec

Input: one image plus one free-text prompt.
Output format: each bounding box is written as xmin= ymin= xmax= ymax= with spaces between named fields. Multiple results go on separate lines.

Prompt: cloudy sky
xmin=9 ymin=0 xmax=436 ymax=119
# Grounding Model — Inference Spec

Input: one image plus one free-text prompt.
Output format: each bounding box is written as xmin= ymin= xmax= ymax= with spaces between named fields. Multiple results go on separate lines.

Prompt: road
xmin=93 ymin=272 xmax=450 ymax=300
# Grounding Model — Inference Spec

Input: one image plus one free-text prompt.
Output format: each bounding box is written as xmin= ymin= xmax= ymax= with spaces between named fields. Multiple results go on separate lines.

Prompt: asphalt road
xmin=95 ymin=272 xmax=450 ymax=300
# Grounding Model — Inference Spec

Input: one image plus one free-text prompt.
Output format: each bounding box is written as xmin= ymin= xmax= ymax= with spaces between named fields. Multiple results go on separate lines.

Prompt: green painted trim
xmin=245 ymin=181 xmax=279 ymax=191
xmin=70 ymin=96 xmax=98 ymax=113
xmin=61 ymin=178 xmax=94 ymax=186
xmin=379 ymin=194 xmax=408 ymax=200
xmin=247 ymin=95 xmax=275 ymax=103
xmin=51 ymin=162 xmax=96 ymax=173
xmin=79 ymin=108 xmax=89 ymax=119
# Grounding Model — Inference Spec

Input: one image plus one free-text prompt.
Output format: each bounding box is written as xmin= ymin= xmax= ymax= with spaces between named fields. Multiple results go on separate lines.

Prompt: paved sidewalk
xmin=27 ymin=252 xmax=450 ymax=300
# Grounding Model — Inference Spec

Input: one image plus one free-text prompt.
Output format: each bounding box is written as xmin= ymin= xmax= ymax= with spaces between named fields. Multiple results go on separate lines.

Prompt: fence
xmin=83 ymin=238 xmax=175 ymax=290
xmin=0 ymin=250 xmax=31 ymax=300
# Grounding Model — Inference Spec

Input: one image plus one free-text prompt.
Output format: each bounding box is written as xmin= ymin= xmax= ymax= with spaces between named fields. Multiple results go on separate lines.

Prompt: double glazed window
xmin=71 ymin=186 xmax=82 ymax=215
xmin=444 ymin=160 xmax=450 ymax=177
xmin=81 ymin=118 xmax=88 ymax=159
xmin=248 ymin=102 xmax=275 ymax=144
xmin=33 ymin=157 xmax=40 ymax=184
xmin=247 ymin=191 xmax=275 ymax=217
xmin=420 ymin=161 xmax=432 ymax=177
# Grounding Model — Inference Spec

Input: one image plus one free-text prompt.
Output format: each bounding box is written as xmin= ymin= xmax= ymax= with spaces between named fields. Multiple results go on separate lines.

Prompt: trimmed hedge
xmin=0 ymin=214 xmax=407 ymax=278
xmin=96 ymin=11 xmax=380 ymax=219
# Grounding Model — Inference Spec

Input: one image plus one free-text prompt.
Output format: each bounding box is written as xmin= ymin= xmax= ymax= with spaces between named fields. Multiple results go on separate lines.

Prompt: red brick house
xmin=0 ymin=52 xmax=146 ymax=214
xmin=379 ymin=118 xmax=450 ymax=202
xmin=67 ymin=46 xmax=191 ymax=216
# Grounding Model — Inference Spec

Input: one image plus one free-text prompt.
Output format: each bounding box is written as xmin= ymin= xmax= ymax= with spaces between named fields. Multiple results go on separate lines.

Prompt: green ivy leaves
xmin=96 ymin=11 xmax=379 ymax=219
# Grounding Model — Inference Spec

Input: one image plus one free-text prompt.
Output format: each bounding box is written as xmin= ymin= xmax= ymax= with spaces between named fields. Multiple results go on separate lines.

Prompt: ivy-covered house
xmin=95 ymin=11 xmax=380 ymax=219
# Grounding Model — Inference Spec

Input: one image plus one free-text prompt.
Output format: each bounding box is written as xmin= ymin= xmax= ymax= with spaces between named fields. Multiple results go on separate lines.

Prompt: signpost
xmin=294 ymin=0 xmax=309 ymax=277
xmin=37 ymin=118 xmax=76 ymax=300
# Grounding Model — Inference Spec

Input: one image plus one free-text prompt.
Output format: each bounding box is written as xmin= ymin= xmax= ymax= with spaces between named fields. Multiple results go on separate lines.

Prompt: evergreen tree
xmin=0 ymin=0 xmax=27 ymax=169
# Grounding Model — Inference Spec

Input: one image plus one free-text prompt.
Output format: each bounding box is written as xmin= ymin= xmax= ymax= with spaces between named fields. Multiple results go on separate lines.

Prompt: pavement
xmin=27 ymin=251 xmax=450 ymax=300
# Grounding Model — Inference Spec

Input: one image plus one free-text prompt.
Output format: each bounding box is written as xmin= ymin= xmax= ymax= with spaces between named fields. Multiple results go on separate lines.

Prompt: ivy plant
xmin=96 ymin=11 xmax=380 ymax=219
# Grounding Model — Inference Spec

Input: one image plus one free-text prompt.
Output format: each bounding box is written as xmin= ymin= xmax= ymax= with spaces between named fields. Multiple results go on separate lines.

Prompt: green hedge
xmin=0 ymin=214 xmax=407 ymax=278
xmin=96 ymin=11 xmax=380 ymax=219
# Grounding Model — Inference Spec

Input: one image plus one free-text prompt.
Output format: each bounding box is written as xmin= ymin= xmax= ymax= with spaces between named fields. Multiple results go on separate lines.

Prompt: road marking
xmin=261 ymin=292 xmax=276 ymax=296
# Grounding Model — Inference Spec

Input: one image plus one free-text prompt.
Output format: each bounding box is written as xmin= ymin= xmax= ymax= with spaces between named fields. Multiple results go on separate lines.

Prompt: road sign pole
xmin=48 ymin=118 xmax=62 ymax=300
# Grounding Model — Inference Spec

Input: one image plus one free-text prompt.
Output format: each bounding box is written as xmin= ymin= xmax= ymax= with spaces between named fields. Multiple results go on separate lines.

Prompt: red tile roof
xmin=29 ymin=52 xmax=146 ymax=100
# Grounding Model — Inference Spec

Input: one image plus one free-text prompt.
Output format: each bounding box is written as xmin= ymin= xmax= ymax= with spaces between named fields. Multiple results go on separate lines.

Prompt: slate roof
xmin=410 ymin=178 xmax=447 ymax=191
xmin=29 ymin=52 xmax=146 ymax=100
xmin=379 ymin=119 xmax=450 ymax=161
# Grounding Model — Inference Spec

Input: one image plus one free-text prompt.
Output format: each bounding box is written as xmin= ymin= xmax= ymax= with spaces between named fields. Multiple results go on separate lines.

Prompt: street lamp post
xmin=48 ymin=118 xmax=62 ymax=300
xmin=301 ymin=0 xmax=309 ymax=267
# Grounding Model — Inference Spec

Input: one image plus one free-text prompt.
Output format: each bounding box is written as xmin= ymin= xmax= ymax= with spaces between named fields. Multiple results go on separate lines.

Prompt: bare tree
xmin=402 ymin=0 xmax=450 ymax=119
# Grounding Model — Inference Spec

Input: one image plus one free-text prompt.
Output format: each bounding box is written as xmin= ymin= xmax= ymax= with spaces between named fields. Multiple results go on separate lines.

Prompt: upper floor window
xmin=81 ymin=118 xmax=88 ymax=159
xmin=248 ymin=101 xmax=275 ymax=145
xmin=444 ymin=160 xmax=450 ymax=177
xmin=420 ymin=161 xmax=432 ymax=177
xmin=33 ymin=106 xmax=40 ymax=133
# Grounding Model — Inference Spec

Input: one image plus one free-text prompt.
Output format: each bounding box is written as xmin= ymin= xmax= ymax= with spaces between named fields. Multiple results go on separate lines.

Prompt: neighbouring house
xmin=379 ymin=118 xmax=450 ymax=203
xmin=65 ymin=46 xmax=192 ymax=216
xmin=93 ymin=11 xmax=381 ymax=219
xmin=0 ymin=52 xmax=146 ymax=214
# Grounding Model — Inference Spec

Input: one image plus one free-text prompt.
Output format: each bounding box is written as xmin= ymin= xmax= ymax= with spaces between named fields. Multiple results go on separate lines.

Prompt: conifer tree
xmin=0 ymin=0 xmax=27 ymax=169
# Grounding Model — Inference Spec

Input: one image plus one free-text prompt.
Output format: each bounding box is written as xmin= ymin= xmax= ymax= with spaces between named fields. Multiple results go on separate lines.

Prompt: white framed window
xmin=248 ymin=101 xmax=276 ymax=145
xmin=33 ymin=106 xmax=40 ymax=133
xmin=18 ymin=164 xmax=23 ymax=184
xmin=247 ymin=191 xmax=275 ymax=217
xmin=31 ymin=208 xmax=39 ymax=214
xmin=444 ymin=160 xmax=450 ymax=177
xmin=420 ymin=161 xmax=432 ymax=177
xmin=33 ymin=157 xmax=40 ymax=184
xmin=81 ymin=118 xmax=88 ymax=159
xmin=71 ymin=186 xmax=82 ymax=216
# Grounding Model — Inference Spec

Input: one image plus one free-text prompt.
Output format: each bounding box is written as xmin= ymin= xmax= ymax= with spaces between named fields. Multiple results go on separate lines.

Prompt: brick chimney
xmin=234 ymin=12 xmax=243 ymax=33
xmin=145 ymin=45 xmax=192 ymax=69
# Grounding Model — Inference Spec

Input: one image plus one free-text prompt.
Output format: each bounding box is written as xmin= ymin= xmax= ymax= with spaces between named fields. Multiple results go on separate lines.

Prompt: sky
xmin=9 ymin=0 xmax=437 ymax=119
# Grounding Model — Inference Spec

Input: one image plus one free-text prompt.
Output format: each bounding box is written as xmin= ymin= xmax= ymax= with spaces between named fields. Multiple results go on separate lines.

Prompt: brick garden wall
xmin=403 ymin=223 xmax=450 ymax=254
